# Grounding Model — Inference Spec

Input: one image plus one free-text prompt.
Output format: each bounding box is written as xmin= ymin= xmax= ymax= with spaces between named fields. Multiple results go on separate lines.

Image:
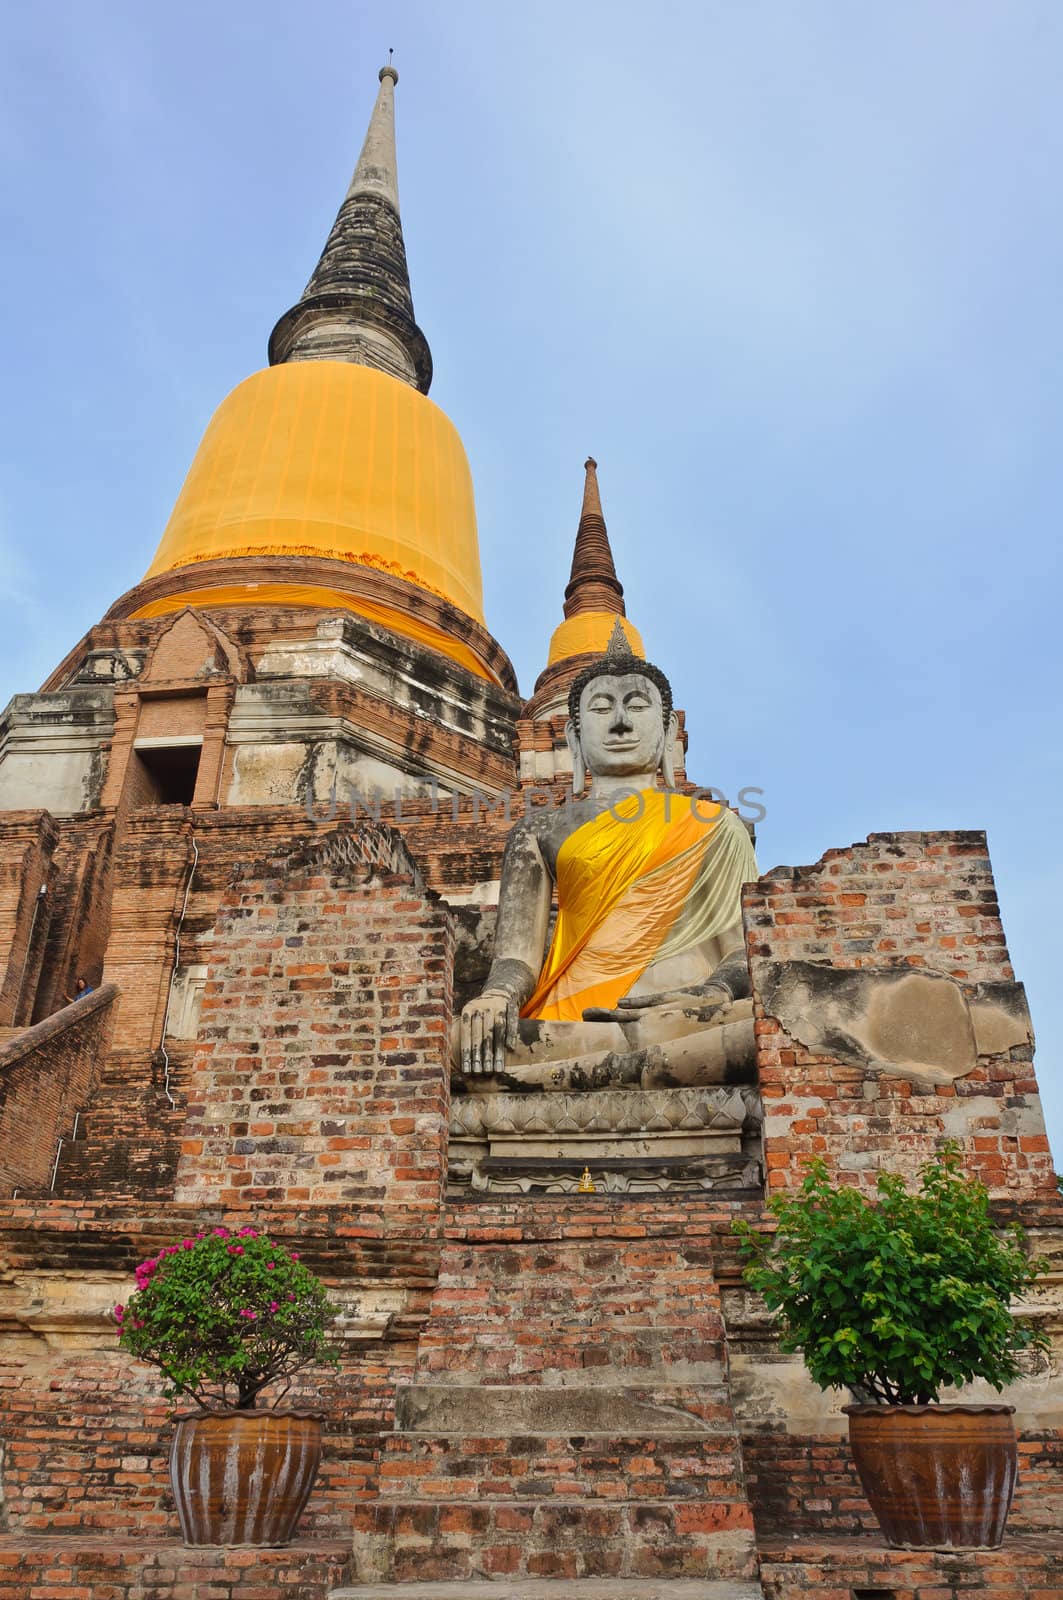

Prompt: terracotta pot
xmin=169 ymin=1409 xmax=324 ymax=1546
xmin=843 ymin=1402 xmax=1018 ymax=1550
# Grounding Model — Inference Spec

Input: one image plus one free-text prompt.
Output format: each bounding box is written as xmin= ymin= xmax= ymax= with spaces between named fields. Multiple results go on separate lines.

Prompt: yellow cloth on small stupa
xmin=523 ymin=791 xmax=758 ymax=1022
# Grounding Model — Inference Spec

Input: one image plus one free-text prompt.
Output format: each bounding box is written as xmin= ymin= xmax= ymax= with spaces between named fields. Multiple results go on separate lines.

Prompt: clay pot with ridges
xmin=170 ymin=1409 xmax=324 ymax=1546
xmin=843 ymin=1402 xmax=1018 ymax=1550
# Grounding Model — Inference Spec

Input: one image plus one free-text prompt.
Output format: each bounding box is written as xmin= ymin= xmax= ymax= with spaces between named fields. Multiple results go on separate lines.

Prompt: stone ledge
xmin=332 ymin=1583 xmax=763 ymax=1599
xmin=394 ymin=1382 xmax=732 ymax=1436
xmin=0 ymin=981 xmax=116 ymax=1070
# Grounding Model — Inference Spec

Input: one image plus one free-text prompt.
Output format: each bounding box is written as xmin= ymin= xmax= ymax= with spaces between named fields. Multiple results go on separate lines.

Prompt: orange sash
xmin=524 ymin=791 xmax=742 ymax=1022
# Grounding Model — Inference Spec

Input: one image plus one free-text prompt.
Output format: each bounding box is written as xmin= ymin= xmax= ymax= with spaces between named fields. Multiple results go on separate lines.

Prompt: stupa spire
xmin=526 ymin=458 xmax=645 ymax=716
xmin=268 ymin=64 xmax=432 ymax=391
xmin=346 ymin=61 xmax=401 ymax=209
xmin=563 ymin=457 xmax=626 ymax=619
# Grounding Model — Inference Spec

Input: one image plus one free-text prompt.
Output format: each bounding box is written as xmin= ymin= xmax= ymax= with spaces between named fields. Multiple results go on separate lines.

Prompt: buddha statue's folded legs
xmin=450 ymin=998 xmax=756 ymax=1093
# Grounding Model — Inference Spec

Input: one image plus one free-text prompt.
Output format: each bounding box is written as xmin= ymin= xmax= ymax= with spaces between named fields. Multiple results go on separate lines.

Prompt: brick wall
xmin=745 ymin=831 xmax=1055 ymax=1197
xmin=31 ymin=801 xmax=496 ymax=1205
xmin=0 ymin=983 xmax=116 ymax=1194
xmin=175 ymin=825 xmax=454 ymax=1214
xmin=0 ymin=1541 xmax=353 ymax=1600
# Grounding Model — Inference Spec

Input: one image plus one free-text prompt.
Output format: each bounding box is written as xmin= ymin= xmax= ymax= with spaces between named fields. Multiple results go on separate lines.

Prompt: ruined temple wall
xmin=0 ymin=798 xmax=508 ymax=1207
xmin=746 ymin=829 xmax=1054 ymax=1198
xmin=739 ymin=828 xmax=1063 ymax=1543
xmin=0 ymin=817 xmax=459 ymax=1543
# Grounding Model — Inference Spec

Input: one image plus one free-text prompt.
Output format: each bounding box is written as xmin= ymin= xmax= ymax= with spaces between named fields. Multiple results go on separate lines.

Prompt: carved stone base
xmin=448 ymin=1085 xmax=763 ymax=1195
xmin=451 ymin=1153 xmax=763 ymax=1196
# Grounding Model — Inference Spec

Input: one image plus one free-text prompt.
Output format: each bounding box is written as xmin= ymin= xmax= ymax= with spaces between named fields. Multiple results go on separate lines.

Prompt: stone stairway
xmin=349 ymin=1202 xmax=761 ymax=1588
xmin=52 ymin=1043 xmax=193 ymax=1199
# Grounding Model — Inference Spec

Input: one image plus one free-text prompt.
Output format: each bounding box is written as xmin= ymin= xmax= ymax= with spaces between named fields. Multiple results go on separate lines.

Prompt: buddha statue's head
xmin=566 ymin=623 xmax=679 ymax=793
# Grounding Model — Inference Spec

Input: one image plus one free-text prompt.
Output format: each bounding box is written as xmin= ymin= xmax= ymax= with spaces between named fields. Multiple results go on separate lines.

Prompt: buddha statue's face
xmin=576 ymin=672 xmax=667 ymax=778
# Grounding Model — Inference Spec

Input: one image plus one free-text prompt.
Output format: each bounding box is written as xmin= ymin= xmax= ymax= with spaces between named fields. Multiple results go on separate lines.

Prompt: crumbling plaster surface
xmin=0 ymin=691 xmax=114 ymax=815
xmin=756 ymin=960 xmax=1032 ymax=1087
xmin=255 ymin=617 xmax=514 ymax=750
xmin=0 ymin=1268 xmax=419 ymax=1352
xmin=225 ymin=686 xmax=480 ymax=807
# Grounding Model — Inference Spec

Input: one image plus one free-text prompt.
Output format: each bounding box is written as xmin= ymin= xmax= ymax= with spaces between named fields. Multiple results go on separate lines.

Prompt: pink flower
xmin=181 ymin=1239 xmax=195 ymax=1250
xmin=289 ymin=1251 xmax=300 ymax=1260
xmin=195 ymin=1231 xmax=206 ymax=1239
xmin=238 ymin=1226 xmax=258 ymax=1237
xmin=213 ymin=1227 xmax=229 ymax=1238
xmin=114 ymin=1304 xmax=124 ymax=1321
xmin=227 ymin=1244 xmax=244 ymax=1256
xmin=287 ymin=1293 xmax=296 ymax=1302
xmin=238 ymin=1308 xmax=257 ymax=1320
xmin=266 ymin=1262 xmax=275 ymax=1270
xmin=269 ymin=1301 xmax=279 ymax=1313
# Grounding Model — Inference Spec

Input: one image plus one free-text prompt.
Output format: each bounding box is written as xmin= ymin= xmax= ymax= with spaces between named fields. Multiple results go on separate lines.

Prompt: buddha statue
xmin=455 ymin=627 xmax=759 ymax=1092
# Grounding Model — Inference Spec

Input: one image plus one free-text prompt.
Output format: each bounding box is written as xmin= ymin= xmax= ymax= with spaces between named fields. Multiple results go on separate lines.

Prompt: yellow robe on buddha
xmin=523 ymin=791 xmax=758 ymax=1023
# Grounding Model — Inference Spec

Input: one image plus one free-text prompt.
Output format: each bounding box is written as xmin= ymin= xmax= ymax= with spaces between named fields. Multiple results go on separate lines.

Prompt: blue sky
xmin=2 ymin=3 xmax=1060 ymax=1156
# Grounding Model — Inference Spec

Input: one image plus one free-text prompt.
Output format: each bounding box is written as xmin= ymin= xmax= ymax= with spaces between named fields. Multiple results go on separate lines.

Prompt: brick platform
xmin=745 ymin=831 xmax=1055 ymax=1200
xmin=0 ymin=1536 xmax=351 ymax=1600
xmin=758 ymin=1533 xmax=1063 ymax=1598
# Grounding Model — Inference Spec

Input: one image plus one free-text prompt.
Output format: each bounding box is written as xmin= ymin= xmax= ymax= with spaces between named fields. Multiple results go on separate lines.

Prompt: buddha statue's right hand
xmin=460 ymin=988 xmax=520 ymax=1076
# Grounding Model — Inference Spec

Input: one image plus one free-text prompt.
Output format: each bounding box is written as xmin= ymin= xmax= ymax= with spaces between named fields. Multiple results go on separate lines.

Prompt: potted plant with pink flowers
xmin=115 ymin=1225 xmax=338 ymax=1546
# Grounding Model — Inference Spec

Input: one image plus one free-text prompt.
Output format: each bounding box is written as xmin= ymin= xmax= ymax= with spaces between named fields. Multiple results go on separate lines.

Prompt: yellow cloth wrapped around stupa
xmin=523 ymin=791 xmax=758 ymax=1022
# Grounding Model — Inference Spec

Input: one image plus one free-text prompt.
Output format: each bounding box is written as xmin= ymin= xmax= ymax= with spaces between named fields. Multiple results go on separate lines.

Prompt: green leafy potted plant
xmin=115 ymin=1225 xmax=339 ymax=1546
xmin=735 ymin=1148 xmax=1046 ymax=1549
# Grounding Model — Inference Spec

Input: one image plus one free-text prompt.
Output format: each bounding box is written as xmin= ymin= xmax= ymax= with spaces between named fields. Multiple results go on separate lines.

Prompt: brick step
xmin=378 ymin=1433 xmax=748 ymax=1502
xmin=65 ymin=1097 xmax=186 ymax=1134
xmin=68 ymin=1095 xmax=186 ymax=1131
xmin=0 ymin=1535 xmax=351 ymax=1600
xmin=416 ymin=1331 xmax=727 ymax=1385
xmin=52 ymin=1110 xmax=187 ymax=1198
xmin=333 ymin=1582 xmax=764 ymax=1599
xmin=50 ymin=1048 xmax=190 ymax=1197
xmin=351 ymin=1498 xmax=758 ymax=1585
xmin=395 ymin=1383 xmax=736 ymax=1436
xmin=410 ymin=1239 xmax=731 ymax=1388
xmin=54 ymin=1147 xmax=183 ymax=1199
